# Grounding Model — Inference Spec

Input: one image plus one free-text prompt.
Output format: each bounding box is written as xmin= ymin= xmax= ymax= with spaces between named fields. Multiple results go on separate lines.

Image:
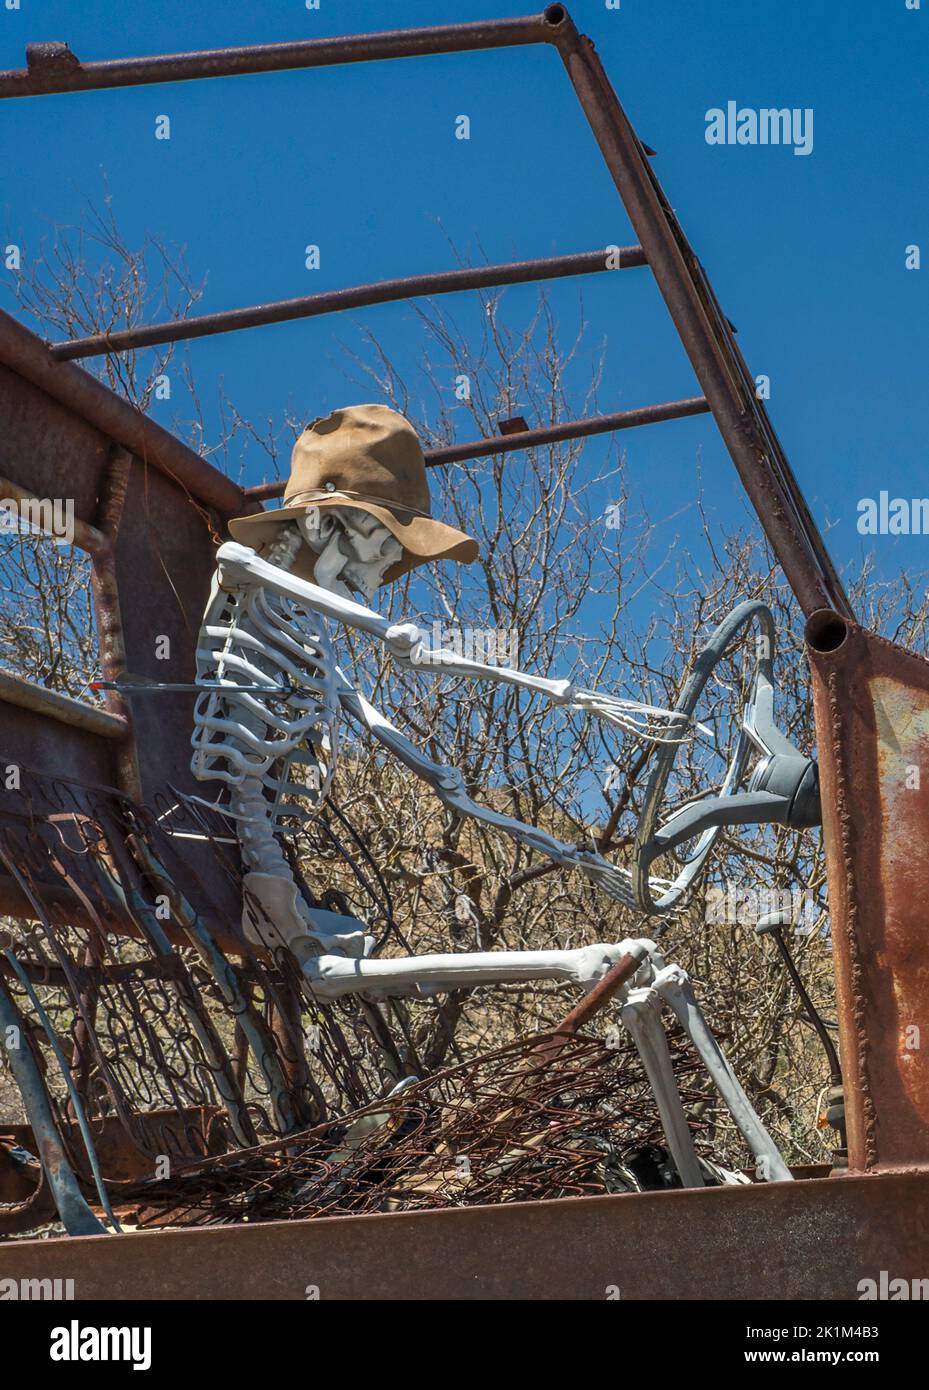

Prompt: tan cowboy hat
xmin=229 ymin=404 xmax=478 ymax=585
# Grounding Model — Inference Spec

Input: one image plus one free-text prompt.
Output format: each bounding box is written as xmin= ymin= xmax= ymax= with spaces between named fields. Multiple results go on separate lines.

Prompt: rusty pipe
xmin=91 ymin=448 xmax=143 ymax=800
xmin=547 ymin=8 xmax=850 ymax=621
xmin=50 ymin=249 xmax=647 ymax=360
xmin=0 ymin=15 xmax=558 ymax=98
xmin=244 ymin=396 xmax=710 ymax=500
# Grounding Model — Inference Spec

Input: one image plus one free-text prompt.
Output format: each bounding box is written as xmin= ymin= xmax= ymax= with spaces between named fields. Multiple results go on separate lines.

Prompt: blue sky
xmin=1 ymin=0 xmax=927 ymax=590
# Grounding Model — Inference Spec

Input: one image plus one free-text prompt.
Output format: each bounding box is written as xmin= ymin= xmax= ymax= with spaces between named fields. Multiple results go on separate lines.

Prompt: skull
xmin=298 ymin=506 xmax=403 ymax=601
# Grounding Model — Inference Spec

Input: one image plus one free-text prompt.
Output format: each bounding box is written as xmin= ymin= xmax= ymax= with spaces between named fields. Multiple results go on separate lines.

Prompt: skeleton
xmin=190 ymin=506 xmax=793 ymax=1184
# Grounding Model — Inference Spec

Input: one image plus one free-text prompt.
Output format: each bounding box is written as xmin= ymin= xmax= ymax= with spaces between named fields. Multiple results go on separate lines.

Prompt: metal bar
xmin=547 ymin=9 xmax=851 ymax=621
xmin=0 ymin=15 xmax=558 ymax=98
xmin=533 ymin=950 xmax=642 ymax=1062
xmin=270 ymin=986 xmax=311 ymax=1101
xmin=0 ymin=308 xmax=255 ymax=517
xmin=232 ymin=979 xmax=253 ymax=1096
xmin=91 ymin=446 xmax=143 ymax=801
xmin=90 ymin=679 xmax=294 ymax=694
xmin=806 ymin=610 xmax=929 ymax=1174
xmin=49 ymin=248 xmax=646 ymax=360
xmin=0 ymin=668 xmax=128 ymax=739
xmin=0 ymin=972 xmax=105 ymax=1236
xmin=4 ymin=948 xmax=121 ymax=1231
xmin=0 ymin=470 xmax=106 ymax=556
xmin=245 ymin=395 xmax=710 ymax=500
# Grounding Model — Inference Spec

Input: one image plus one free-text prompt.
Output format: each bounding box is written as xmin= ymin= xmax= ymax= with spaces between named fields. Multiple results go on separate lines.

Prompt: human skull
xmin=298 ymin=506 xmax=403 ymax=601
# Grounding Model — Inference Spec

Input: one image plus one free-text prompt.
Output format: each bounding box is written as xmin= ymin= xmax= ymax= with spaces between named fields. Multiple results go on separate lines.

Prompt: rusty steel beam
xmin=0 ymin=669 xmax=127 ymax=740
xmin=546 ymin=9 xmax=851 ymax=622
xmin=50 ymin=249 xmax=647 ymax=360
xmin=0 ymin=15 xmax=558 ymax=98
xmin=806 ymin=611 xmax=929 ymax=1174
xmin=0 ymin=309 xmax=255 ymax=517
xmin=2 ymin=1169 xmax=928 ymax=1298
xmin=0 ymin=975 xmax=104 ymax=1235
xmin=90 ymin=447 xmax=142 ymax=800
xmin=245 ymin=396 xmax=710 ymax=500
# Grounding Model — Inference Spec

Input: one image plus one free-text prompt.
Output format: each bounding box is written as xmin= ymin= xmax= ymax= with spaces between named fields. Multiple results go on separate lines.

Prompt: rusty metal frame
xmin=0 ymin=315 xmax=251 ymax=918
xmin=48 ymin=248 xmax=649 ymax=359
xmin=0 ymin=3 xmax=926 ymax=1273
xmin=0 ymin=4 xmax=847 ymax=620
xmin=0 ymin=5 xmax=847 ymax=937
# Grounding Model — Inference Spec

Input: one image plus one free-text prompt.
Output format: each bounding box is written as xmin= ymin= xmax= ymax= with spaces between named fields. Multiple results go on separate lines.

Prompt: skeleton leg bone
xmin=243 ymin=873 xmax=372 ymax=959
xmin=651 ymin=962 xmax=793 ymax=1182
xmin=619 ymin=986 xmax=705 ymax=1188
xmin=304 ymin=938 xmax=654 ymax=1001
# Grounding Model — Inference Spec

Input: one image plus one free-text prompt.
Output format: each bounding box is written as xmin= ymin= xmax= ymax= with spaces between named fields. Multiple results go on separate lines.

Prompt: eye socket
xmin=299 ymin=510 xmax=342 ymax=552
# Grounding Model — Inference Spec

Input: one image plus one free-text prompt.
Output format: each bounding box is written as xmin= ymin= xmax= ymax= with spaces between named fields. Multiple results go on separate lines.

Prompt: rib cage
xmin=190 ymin=532 xmax=340 ymax=848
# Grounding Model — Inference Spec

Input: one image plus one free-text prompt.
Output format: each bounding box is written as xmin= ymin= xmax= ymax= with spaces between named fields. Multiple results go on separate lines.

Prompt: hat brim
xmin=227 ymin=496 xmax=479 ymax=586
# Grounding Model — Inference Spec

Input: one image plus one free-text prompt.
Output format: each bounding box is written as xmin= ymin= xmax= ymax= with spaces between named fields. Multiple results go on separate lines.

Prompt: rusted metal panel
xmin=0 ymin=361 xmax=108 ymax=527
xmin=109 ymin=456 xmax=228 ymax=833
xmin=807 ymin=611 xmax=929 ymax=1173
xmin=0 ymin=703 xmax=119 ymax=793
xmin=0 ymin=316 xmax=241 ymax=901
xmin=1 ymin=1171 xmax=926 ymax=1299
xmin=0 ymin=334 xmax=244 ymax=931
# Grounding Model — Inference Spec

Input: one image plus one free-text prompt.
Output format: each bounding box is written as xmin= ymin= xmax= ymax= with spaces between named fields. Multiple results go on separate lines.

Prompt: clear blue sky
xmin=1 ymin=0 xmax=927 ymax=587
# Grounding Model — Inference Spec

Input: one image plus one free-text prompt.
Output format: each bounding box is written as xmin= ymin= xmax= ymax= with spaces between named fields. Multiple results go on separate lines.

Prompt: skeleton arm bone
xmin=214 ymin=543 xmax=690 ymax=742
xmin=335 ymin=670 xmax=674 ymax=910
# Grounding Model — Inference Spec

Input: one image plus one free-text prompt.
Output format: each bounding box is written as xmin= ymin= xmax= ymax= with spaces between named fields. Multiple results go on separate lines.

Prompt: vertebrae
xmin=191 ymin=526 xmax=340 ymax=877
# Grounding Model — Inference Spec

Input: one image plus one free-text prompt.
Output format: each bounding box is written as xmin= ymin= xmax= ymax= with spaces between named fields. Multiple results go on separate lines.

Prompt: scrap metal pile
xmin=116 ymin=1032 xmax=736 ymax=1230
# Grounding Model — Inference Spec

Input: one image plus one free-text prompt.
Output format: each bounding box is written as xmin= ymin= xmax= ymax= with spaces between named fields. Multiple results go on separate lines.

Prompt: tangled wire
xmin=117 ymin=1027 xmax=735 ymax=1229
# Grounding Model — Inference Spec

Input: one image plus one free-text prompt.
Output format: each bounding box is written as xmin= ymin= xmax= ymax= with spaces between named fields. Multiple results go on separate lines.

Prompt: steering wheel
xmin=632 ymin=600 xmax=820 ymax=916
